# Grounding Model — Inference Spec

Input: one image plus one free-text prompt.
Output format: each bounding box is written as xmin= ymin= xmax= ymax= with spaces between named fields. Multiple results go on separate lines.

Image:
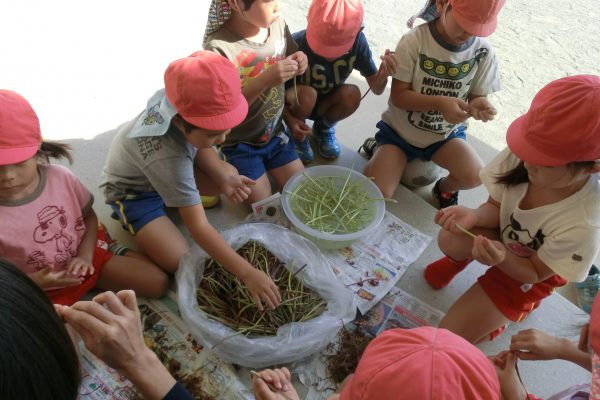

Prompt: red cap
xmin=340 ymin=327 xmax=500 ymax=400
xmin=306 ymin=0 xmax=364 ymax=59
xmin=0 ymin=90 xmax=42 ymax=166
xmin=449 ymin=0 xmax=505 ymax=37
xmin=507 ymin=75 xmax=600 ymax=166
xmin=164 ymin=51 xmax=248 ymax=131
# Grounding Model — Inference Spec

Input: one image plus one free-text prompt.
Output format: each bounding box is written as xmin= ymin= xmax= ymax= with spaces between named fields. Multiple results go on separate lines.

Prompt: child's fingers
xmin=242 ymin=176 xmax=257 ymax=186
xmin=252 ymin=293 xmax=264 ymax=312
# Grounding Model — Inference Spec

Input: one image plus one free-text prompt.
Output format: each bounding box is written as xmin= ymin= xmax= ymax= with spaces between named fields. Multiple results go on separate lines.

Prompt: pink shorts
xmin=47 ymin=227 xmax=113 ymax=306
xmin=478 ymin=266 xmax=567 ymax=322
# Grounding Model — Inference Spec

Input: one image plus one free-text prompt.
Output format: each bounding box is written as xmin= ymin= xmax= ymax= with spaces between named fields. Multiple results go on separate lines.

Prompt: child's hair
xmin=233 ymin=0 xmax=254 ymax=11
xmin=0 ymin=258 xmax=80 ymax=400
xmin=495 ymin=159 xmax=596 ymax=186
xmin=172 ymin=114 xmax=199 ymax=134
xmin=37 ymin=141 xmax=73 ymax=164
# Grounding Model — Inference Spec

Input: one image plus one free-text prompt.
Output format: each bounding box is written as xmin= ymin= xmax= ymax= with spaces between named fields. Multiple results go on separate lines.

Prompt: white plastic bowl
xmin=281 ymin=165 xmax=386 ymax=249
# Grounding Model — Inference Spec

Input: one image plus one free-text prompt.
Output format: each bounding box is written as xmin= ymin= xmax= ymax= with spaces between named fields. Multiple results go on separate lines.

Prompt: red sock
xmin=424 ymin=256 xmax=471 ymax=289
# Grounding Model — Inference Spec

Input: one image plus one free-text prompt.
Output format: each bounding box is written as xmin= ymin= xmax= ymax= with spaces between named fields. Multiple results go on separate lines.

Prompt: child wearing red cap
xmin=0 ymin=90 xmax=168 ymax=305
xmin=425 ymin=75 xmax=600 ymax=343
xmin=283 ymin=0 xmax=396 ymax=163
xmin=100 ymin=51 xmax=281 ymax=312
xmin=203 ymin=0 xmax=308 ymax=204
xmin=252 ymin=326 xmax=502 ymax=400
xmin=363 ymin=0 xmax=504 ymax=208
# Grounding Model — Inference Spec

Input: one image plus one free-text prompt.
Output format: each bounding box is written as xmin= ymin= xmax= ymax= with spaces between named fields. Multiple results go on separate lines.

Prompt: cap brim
xmin=0 ymin=146 xmax=38 ymax=166
xmin=183 ymin=94 xmax=248 ymax=131
xmin=506 ymin=114 xmax=565 ymax=166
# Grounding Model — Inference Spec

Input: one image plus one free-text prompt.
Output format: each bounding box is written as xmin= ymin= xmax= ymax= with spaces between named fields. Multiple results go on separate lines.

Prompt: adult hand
xmin=510 ymin=329 xmax=563 ymax=361
xmin=379 ymin=49 xmax=398 ymax=76
xmin=468 ymin=97 xmax=497 ymax=122
xmin=472 ymin=235 xmax=506 ymax=266
xmin=434 ymin=206 xmax=478 ymax=234
xmin=253 ymin=368 xmax=300 ymax=400
xmin=66 ymin=256 xmax=95 ymax=277
xmin=57 ymin=290 xmax=147 ymax=372
xmin=240 ymin=267 xmax=281 ymax=311
xmin=437 ymin=97 xmax=470 ymax=124
xmin=30 ymin=264 xmax=83 ymax=289
xmin=288 ymin=51 xmax=308 ymax=76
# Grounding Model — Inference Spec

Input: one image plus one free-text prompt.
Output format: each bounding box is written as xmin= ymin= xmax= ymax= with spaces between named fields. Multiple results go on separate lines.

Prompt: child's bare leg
xmin=364 ymin=144 xmax=407 ymax=198
xmin=285 ymin=86 xmax=317 ymax=138
xmin=133 ymin=217 xmax=189 ymax=273
xmin=431 ymin=138 xmax=484 ymax=192
xmin=193 ymin=162 xmax=222 ymax=197
xmin=120 ymin=249 xmax=152 ymax=262
xmin=315 ymin=84 xmax=361 ymax=124
xmin=438 ymin=226 xmax=499 ymax=260
xmin=270 ymin=159 xmax=304 ymax=190
xmin=245 ymin=173 xmax=273 ymax=205
xmin=439 ymin=282 xmax=510 ymax=344
xmin=96 ymin=254 xmax=169 ymax=298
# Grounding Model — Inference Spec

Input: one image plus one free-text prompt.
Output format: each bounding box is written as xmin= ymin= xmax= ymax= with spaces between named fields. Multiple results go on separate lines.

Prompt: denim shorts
xmin=109 ymin=191 xmax=166 ymax=234
xmin=374 ymin=120 xmax=466 ymax=162
xmin=220 ymin=130 xmax=299 ymax=180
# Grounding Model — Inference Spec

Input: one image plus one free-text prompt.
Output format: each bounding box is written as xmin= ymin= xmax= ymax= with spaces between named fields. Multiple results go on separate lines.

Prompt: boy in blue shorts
xmin=364 ymin=0 xmax=504 ymax=208
xmin=203 ymin=0 xmax=308 ymax=204
xmin=284 ymin=0 xmax=396 ymax=163
xmin=100 ymin=51 xmax=281 ymax=311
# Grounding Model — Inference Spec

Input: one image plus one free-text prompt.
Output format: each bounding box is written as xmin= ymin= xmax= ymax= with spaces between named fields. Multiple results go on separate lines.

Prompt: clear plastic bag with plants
xmin=176 ymin=223 xmax=355 ymax=368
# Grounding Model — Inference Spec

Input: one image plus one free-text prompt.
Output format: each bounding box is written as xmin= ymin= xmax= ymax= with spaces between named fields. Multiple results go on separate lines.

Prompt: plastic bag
xmin=176 ymin=223 xmax=355 ymax=368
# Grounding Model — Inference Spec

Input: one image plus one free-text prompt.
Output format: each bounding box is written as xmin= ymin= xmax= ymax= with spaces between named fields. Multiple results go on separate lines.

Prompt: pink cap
xmin=306 ymin=0 xmax=364 ymax=59
xmin=0 ymin=90 xmax=42 ymax=166
xmin=340 ymin=327 xmax=500 ymax=400
xmin=164 ymin=51 xmax=248 ymax=131
xmin=507 ymin=75 xmax=600 ymax=166
xmin=449 ymin=0 xmax=505 ymax=37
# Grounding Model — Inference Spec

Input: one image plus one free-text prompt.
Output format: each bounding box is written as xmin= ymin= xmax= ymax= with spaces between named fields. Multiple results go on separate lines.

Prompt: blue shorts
xmin=109 ymin=191 xmax=166 ymax=234
xmin=374 ymin=120 xmax=466 ymax=162
xmin=220 ymin=130 xmax=298 ymax=180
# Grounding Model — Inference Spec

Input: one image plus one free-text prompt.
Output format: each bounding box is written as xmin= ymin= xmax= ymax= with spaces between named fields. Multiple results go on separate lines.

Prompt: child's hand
xmin=435 ymin=206 xmax=477 ymax=234
xmin=468 ymin=97 xmax=497 ymax=122
xmin=471 ymin=235 xmax=505 ymax=266
xmin=288 ymin=51 xmax=308 ymax=76
xmin=30 ymin=264 xmax=83 ymax=288
xmin=287 ymin=115 xmax=312 ymax=141
xmin=490 ymin=351 xmax=528 ymax=400
xmin=253 ymin=368 xmax=300 ymax=400
xmin=264 ymin=58 xmax=299 ymax=87
xmin=509 ymin=329 xmax=563 ymax=361
xmin=219 ymin=170 xmax=256 ymax=203
xmin=240 ymin=268 xmax=281 ymax=311
xmin=437 ymin=97 xmax=470 ymax=124
xmin=66 ymin=256 xmax=95 ymax=277
xmin=378 ymin=49 xmax=398 ymax=77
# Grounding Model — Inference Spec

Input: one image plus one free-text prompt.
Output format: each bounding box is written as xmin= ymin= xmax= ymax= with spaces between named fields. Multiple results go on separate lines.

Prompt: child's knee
xmin=338 ymin=85 xmax=361 ymax=112
xmin=286 ymin=85 xmax=317 ymax=114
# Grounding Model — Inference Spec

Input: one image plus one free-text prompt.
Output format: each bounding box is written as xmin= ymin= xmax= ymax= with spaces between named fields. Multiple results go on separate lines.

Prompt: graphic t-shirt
xmin=383 ymin=22 xmax=500 ymax=148
xmin=204 ymin=18 xmax=297 ymax=146
xmin=0 ymin=164 xmax=93 ymax=275
xmin=291 ymin=29 xmax=378 ymax=96
xmin=480 ymin=148 xmax=600 ymax=282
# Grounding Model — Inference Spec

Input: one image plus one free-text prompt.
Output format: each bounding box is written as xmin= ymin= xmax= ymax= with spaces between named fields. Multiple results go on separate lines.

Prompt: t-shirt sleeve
xmin=538 ymin=224 xmax=600 ymax=282
xmin=469 ymin=43 xmax=501 ymax=96
xmin=392 ymin=30 xmax=418 ymax=83
xmin=480 ymin=148 xmax=515 ymax=203
xmin=354 ymin=31 xmax=378 ymax=78
xmin=142 ymin=156 xmax=201 ymax=208
xmin=161 ymin=382 xmax=194 ymax=400
xmin=55 ymin=165 xmax=94 ymax=215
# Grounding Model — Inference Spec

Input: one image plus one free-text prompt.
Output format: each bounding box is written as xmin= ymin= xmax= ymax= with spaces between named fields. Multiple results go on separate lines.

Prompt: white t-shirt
xmin=382 ymin=23 xmax=500 ymax=148
xmin=481 ymin=148 xmax=600 ymax=282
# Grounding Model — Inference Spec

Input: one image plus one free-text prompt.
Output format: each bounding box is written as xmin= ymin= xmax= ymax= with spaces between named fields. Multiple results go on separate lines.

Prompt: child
xmin=100 ymin=51 xmax=281 ymax=311
xmin=425 ymin=75 xmax=600 ymax=343
xmin=252 ymin=327 xmax=501 ymax=400
xmin=363 ymin=0 xmax=504 ymax=208
xmin=203 ymin=0 xmax=308 ymax=204
xmin=283 ymin=0 xmax=396 ymax=163
xmin=0 ymin=90 xmax=168 ymax=305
